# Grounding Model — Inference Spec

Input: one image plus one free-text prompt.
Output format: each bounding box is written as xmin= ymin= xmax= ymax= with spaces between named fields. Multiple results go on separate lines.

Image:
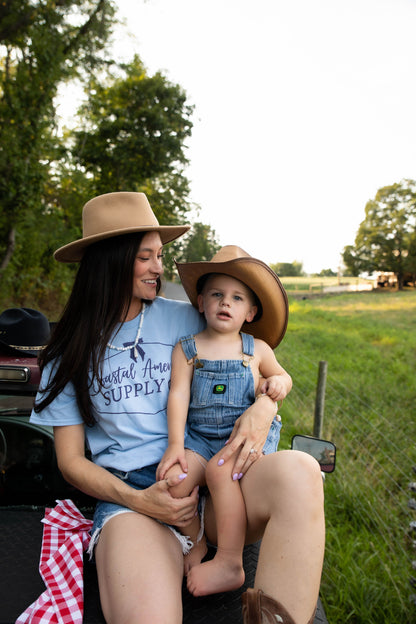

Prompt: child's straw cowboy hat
xmin=176 ymin=246 xmax=288 ymax=349
xmin=54 ymin=192 xmax=190 ymax=263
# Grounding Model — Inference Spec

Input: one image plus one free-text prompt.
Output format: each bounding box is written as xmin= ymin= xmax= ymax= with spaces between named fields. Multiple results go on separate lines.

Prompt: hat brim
xmin=176 ymin=257 xmax=288 ymax=349
xmin=54 ymin=225 xmax=190 ymax=263
xmin=0 ymin=341 xmax=45 ymax=358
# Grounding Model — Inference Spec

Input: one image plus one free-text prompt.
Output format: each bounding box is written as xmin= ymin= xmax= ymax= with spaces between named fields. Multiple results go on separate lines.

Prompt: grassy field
xmin=275 ymin=289 xmax=416 ymax=623
xmin=280 ymin=275 xmax=374 ymax=292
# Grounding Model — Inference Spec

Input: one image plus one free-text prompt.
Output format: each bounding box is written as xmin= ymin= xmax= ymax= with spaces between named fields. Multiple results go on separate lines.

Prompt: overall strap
xmin=179 ymin=335 xmax=198 ymax=361
xmin=241 ymin=332 xmax=255 ymax=357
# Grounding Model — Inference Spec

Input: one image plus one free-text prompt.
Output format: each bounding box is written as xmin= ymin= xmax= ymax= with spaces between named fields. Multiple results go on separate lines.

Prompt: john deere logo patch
xmin=213 ymin=384 xmax=226 ymax=394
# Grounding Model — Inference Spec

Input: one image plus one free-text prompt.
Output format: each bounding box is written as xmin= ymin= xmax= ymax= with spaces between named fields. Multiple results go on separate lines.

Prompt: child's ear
xmin=245 ymin=305 xmax=258 ymax=324
xmin=197 ymin=294 xmax=205 ymax=313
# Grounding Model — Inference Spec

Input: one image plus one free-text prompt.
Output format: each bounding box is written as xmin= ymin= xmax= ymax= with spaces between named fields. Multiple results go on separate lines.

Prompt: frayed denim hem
xmin=87 ymin=500 xmax=207 ymax=558
xmin=87 ymin=508 xmax=134 ymax=559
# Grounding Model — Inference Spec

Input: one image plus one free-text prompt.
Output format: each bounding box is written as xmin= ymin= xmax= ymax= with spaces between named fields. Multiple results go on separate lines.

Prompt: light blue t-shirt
xmin=30 ymin=297 xmax=204 ymax=471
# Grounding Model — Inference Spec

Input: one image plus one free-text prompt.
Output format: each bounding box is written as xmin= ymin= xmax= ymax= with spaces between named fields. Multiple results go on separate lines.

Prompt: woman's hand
xmin=54 ymin=425 xmax=198 ymax=529
xmin=216 ymin=394 xmax=277 ymax=480
xmin=138 ymin=474 xmax=199 ymax=528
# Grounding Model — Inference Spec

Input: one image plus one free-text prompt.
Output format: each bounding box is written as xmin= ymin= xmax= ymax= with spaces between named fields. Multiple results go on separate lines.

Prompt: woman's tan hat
xmin=54 ymin=192 xmax=190 ymax=263
xmin=176 ymin=245 xmax=288 ymax=348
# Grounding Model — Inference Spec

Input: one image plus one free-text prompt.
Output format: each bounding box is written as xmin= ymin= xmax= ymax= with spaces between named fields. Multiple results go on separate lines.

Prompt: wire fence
xmin=278 ymin=351 xmax=415 ymax=622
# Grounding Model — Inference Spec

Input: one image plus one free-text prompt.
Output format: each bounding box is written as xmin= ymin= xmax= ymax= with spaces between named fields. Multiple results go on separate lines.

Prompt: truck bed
xmin=0 ymin=507 xmax=328 ymax=624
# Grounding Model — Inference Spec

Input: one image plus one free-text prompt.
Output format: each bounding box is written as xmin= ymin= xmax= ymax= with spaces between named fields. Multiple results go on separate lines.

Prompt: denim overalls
xmin=182 ymin=332 xmax=282 ymax=461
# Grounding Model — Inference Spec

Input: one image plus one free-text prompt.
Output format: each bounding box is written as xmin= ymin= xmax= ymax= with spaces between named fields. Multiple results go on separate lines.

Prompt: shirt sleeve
xmin=30 ymin=360 xmax=83 ymax=427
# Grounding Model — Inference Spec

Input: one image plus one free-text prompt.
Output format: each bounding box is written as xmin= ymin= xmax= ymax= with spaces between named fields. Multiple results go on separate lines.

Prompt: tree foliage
xmin=315 ymin=268 xmax=337 ymax=277
xmin=270 ymin=260 xmax=304 ymax=277
xmin=343 ymin=179 xmax=416 ymax=288
xmin=0 ymin=0 xmax=116 ymax=301
xmin=156 ymin=221 xmax=220 ymax=282
xmin=72 ymin=57 xmax=193 ymax=193
xmin=0 ymin=3 xmax=220 ymax=312
xmin=179 ymin=222 xmax=221 ymax=263
xmin=53 ymin=56 xmax=198 ymax=280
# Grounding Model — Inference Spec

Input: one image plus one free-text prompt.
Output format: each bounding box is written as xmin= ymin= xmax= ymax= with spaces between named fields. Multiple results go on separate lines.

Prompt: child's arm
xmin=255 ymin=339 xmax=292 ymax=403
xmin=156 ymin=342 xmax=194 ymax=481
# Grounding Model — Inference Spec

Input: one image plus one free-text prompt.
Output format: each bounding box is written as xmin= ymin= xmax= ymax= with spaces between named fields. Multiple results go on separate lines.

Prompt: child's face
xmin=197 ymin=274 xmax=258 ymax=333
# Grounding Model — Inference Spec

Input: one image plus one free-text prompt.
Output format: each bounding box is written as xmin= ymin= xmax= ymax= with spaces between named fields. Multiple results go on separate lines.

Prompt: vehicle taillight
xmin=0 ymin=366 xmax=30 ymax=382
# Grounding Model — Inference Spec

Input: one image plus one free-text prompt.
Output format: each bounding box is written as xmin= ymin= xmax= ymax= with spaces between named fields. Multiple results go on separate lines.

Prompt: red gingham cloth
xmin=16 ymin=499 xmax=94 ymax=624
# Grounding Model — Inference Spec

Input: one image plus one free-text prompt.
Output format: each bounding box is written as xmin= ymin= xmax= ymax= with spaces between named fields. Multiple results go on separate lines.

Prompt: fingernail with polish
xmin=233 ymin=473 xmax=239 ymax=481
xmin=238 ymin=473 xmax=243 ymax=480
xmin=218 ymin=458 xmax=225 ymax=466
xmin=179 ymin=473 xmax=187 ymax=480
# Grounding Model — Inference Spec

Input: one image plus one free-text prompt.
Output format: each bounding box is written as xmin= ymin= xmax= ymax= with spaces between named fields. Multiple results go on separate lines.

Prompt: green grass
xmin=275 ymin=290 xmax=416 ymax=623
xmin=280 ymin=276 xmax=374 ymax=292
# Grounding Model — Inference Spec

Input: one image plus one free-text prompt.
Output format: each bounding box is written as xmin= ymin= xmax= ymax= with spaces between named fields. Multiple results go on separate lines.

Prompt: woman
xmin=31 ymin=192 xmax=324 ymax=624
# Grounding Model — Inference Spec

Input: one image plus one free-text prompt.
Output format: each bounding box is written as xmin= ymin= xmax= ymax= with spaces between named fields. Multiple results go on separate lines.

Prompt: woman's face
xmin=130 ymin=231 xmax=164 ymax=316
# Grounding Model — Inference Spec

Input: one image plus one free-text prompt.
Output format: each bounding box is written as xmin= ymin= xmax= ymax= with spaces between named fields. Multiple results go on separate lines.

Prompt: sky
xmin=77 ymin=0 xmax=416 ymax=273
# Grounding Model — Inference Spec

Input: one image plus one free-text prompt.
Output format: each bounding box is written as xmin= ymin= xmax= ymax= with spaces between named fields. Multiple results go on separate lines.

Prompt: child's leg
xmin=164 ymin=450 xmax=208 ymax=572
xmin=186 ymin=449 xmax=246 ymax=596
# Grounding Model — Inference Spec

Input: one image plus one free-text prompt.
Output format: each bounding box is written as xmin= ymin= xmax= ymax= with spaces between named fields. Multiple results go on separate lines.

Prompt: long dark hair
xmin=34 ymin=232 xmax=161 ymax=425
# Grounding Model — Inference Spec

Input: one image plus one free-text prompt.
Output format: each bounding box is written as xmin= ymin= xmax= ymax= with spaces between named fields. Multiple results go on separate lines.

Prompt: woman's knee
xmin=243 ymin=451 xmax=324 ymax=517
xmin=269 ymin=450 xmax=323 ymax=495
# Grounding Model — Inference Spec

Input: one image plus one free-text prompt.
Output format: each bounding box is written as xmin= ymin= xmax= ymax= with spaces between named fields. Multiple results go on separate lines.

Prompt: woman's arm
xmin=216 ymin=342 xmax=292 ymax=478
xmin=54 ymin=424 xmax=198 ymax=528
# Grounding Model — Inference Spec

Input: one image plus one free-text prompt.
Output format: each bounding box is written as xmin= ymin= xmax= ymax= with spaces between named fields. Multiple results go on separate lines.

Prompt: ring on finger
xmin=249 ymin=448 xmax=257 ymax=455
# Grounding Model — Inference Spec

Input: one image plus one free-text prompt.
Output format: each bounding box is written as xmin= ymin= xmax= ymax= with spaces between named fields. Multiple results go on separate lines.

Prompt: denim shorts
xmin=88 ymin=463 xmax=194 ymax=557
xmin=185 ymin=416 xmax=282 ymax=462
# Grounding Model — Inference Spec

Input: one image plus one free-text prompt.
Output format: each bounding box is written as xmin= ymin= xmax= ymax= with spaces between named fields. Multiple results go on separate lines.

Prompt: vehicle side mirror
xmin=291 ymin=434 xmax=336 ymax=473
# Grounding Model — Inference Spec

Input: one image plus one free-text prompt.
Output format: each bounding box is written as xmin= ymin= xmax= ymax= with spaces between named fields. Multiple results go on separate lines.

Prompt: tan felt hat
xmin=176 ymin=245 xmax=288 ymax=348
xmin=54 ymin=192 xmax=190 ymax=263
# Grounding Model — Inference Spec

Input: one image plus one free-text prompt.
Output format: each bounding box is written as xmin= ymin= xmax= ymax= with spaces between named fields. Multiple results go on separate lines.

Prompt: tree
xmin=0 ymin=0 xmax=116 ymax=281
xmin=342 ymin=179 xmax=416 ymax=289
xmin=315 ymin=268 xmax=337 ymax=277
xmin=72 ymin=57 xmax=193 ymax=194
xmin=165 ymin=221 xmax=220 ymax=280
xmin=0 ymin=3 xmax=218 ymax=309
xmin=270 ymin=261 xmax=304 ymax=277
xmin=53 ymin=56 xmax=197 ymax=279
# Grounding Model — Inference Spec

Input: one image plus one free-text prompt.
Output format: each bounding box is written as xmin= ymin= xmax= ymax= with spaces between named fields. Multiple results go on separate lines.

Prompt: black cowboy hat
xmin=0 ymin=308 xmax=51 ymax=357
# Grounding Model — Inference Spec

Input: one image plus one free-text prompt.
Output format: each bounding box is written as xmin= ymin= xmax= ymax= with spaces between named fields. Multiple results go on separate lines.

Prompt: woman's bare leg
xmin=186 ymin=450 xmax=246 ymax=596
xmin=95 ymin=511 xmax=184 ymax=624
xmin=204 ymin=450 xmax=325 ymax=624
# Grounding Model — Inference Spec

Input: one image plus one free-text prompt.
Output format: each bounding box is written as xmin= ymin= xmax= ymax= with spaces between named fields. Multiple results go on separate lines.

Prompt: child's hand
xmin=259 ymin=375 xmax=289 ymax=402
xmin=156 ymin=443 xmax=188 ymax=481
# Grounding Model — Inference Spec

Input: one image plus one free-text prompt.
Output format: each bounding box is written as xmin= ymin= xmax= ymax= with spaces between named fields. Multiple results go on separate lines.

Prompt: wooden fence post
xmin=314 ymin=360 xmax=328 ymax=438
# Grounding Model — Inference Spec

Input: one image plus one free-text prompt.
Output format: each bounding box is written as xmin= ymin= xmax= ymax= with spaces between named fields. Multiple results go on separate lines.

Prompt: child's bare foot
xmin=184 ymin=536 xmax=208 ymax=575
xmin=186 ymin=554 xmax=245 ymax=596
